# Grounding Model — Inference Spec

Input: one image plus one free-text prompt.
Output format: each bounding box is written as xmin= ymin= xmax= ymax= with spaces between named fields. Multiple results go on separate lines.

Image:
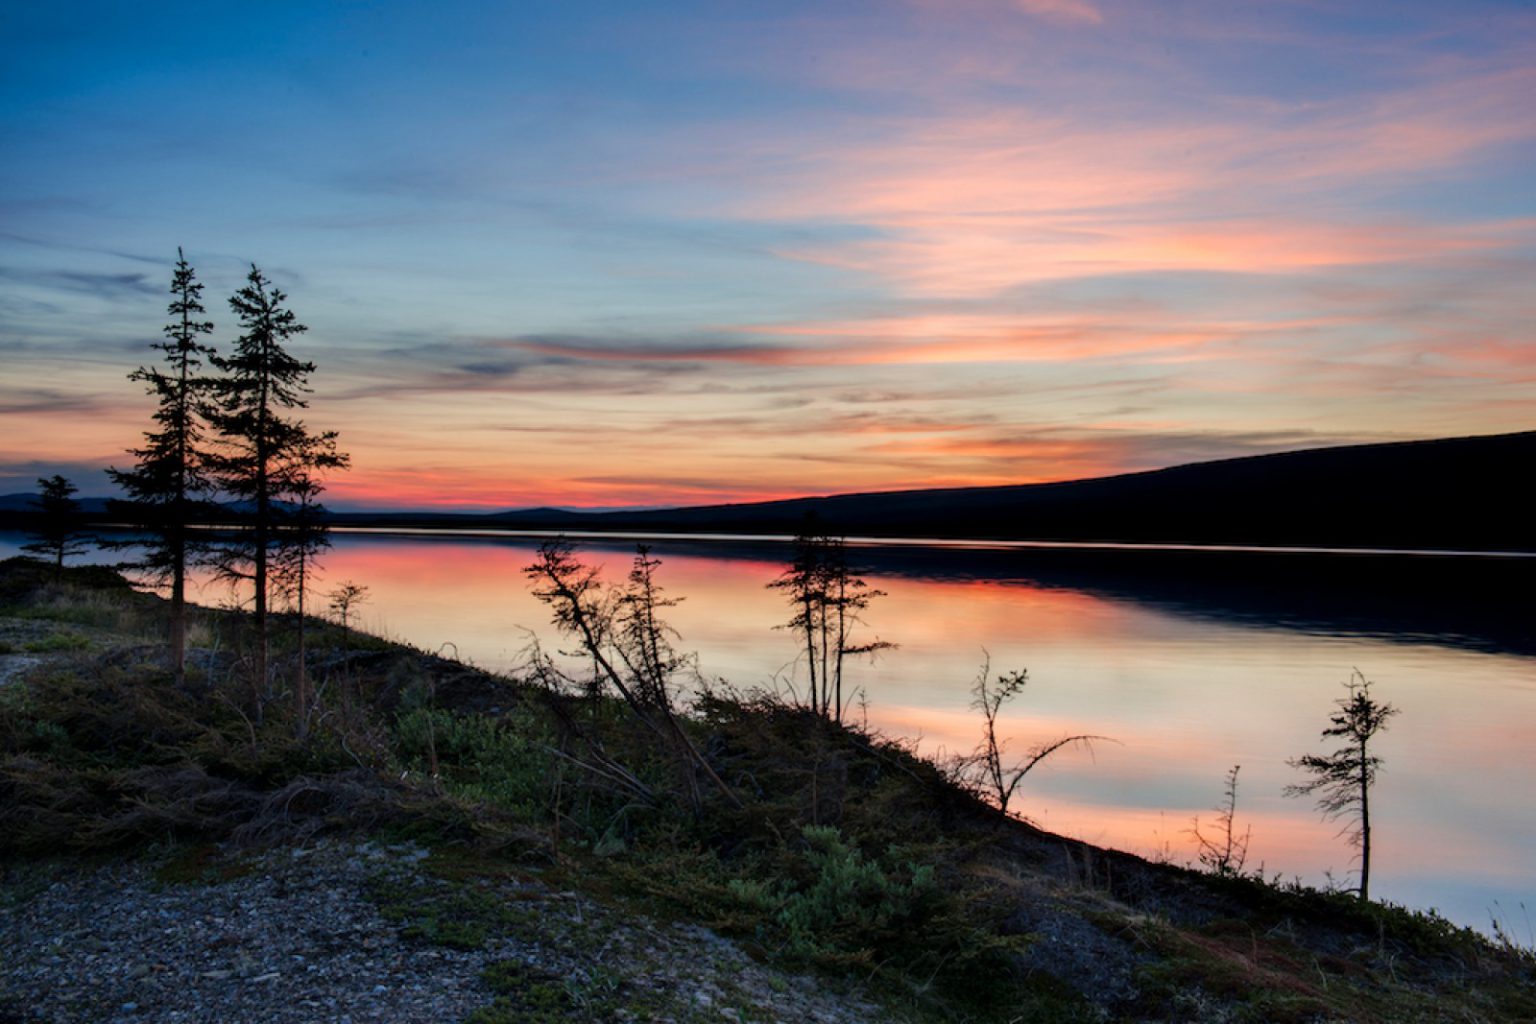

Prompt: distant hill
xmin=11 ymin=431 xmax=1534 ymax=553
xmin=461 ymin=430 xmax=1535 ymax=552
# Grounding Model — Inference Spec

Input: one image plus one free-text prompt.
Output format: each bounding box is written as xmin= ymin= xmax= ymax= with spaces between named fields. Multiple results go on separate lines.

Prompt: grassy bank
xmin=1 ymin=556 xmax=1532 ymax=1023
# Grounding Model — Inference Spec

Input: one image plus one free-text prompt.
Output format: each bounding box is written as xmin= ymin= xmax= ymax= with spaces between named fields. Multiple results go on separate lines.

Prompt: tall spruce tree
xmin=207 ymin=264 xmax=345 ymax=704
xmin=107 ymin=248 xmax=217 ymax=683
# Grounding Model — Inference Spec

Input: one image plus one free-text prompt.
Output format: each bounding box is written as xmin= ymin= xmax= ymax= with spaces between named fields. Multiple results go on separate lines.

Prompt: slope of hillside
xmin=496 ymin=430 xmax=1536 ymax=551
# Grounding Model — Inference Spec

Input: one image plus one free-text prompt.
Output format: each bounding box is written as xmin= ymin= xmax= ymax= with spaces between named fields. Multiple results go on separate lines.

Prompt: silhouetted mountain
xmin=465 ymin=430 xmax=1535 ymax=552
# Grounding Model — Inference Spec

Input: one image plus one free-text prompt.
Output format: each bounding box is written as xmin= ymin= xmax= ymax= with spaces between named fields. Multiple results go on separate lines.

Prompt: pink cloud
xmin=1014 ymin=0 xmax=1104 ymax=26
xmin=725 ymin=63 xmax=1536 ymax=295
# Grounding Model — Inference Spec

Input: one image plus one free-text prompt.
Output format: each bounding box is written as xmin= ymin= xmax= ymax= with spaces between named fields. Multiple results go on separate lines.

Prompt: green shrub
xmin=739 ymin=825 xmax=940 ymax=965
xmin=394 ymin=707 xmax=552 ymax=820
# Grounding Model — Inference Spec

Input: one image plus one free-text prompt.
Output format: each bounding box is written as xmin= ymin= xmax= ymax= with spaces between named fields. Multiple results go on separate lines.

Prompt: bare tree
xmin=1285 ymin=670 xmax=1398 ymax=901
xmin=524 ymin=539 xmax=738 ymax=808
xmin=1190 ymin=764 xmax=1251 ymax=877
xmin=957 ymin=660 xmax=1107 ymax=823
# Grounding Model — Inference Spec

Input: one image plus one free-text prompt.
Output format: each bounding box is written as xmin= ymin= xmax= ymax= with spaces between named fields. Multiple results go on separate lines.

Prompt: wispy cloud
xmin=698 ymin=27 xmax=1536 ymax=295
xmin=0 ymin=386 xmax=118 ymax=416
xmin=0 ymin=265 xmax=162 ymax=300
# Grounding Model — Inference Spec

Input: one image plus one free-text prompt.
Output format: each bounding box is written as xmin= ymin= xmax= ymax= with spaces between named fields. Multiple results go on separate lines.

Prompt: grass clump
xmin=394 ymin=706 xmax=552 ymax=817
xmin=21 ymin=631 xmax=91 ymax=653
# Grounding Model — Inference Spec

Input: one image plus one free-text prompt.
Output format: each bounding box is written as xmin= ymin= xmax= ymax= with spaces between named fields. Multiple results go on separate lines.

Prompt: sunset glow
xmin=3 ymin=2 xmax=1533 ymax=508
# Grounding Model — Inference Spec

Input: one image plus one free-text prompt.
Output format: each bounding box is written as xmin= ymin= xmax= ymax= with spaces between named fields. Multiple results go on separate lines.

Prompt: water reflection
xmin=4 ymin=529 xmax=1532 ymax=933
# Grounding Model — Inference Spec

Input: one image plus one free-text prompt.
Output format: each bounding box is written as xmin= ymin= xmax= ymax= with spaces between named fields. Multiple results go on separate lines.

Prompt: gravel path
xmin=0 ymin=842 xmax=885 ymax=1024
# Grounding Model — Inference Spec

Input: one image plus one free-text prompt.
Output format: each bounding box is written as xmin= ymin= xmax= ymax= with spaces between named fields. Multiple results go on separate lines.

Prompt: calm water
xmin=6 ymin=529 xmax=1533 ymax=936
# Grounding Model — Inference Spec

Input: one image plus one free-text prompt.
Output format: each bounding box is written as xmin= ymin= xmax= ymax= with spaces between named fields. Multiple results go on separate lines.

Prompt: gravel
xmin=0 ymin=841 xmax=886 ymax=1024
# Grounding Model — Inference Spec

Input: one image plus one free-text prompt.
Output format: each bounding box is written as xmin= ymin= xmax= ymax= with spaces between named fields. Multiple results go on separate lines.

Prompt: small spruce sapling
xmin=327 ymin=581 xmax=370 ymax=641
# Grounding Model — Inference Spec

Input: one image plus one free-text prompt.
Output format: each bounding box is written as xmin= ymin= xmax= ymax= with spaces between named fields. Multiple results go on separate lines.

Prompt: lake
xmin=5 ymin=528 xmax=1533 ymax=937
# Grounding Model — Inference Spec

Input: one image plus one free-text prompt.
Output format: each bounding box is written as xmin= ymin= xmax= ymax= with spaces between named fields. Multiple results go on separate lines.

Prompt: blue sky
xmin=3 ymin=0 xmax=1533 ymax=508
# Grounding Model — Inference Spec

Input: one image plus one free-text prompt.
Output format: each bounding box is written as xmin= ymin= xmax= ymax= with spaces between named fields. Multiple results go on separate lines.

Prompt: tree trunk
xmin=171 ymin=529 xmax=186 ymax=687
xmin=253 ymin=509 xmax=268 ymax=702
xmin=1358 ymin=738 xmax=1371 ymax=901
xmin=295 ymin=560 xmax=308 ymax=742
xmin=253 ymin=359 xmax=270 ymax=705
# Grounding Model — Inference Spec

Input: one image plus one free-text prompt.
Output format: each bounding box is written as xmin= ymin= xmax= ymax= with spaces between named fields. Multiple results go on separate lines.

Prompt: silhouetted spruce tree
xmin=22 ymin=475 xmax=88 ymax=580
xmin=107 ymin=248 xmax=217 ymax=684
xmin=207 ymin=264 xmax=345 ymax=707
xmin=1285 ymin=671 xmax=1398 ymax=901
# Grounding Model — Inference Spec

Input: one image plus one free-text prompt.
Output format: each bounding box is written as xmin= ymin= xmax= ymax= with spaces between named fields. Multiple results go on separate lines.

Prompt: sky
xmin=2 ymin=0 xmax=1533 ymax=511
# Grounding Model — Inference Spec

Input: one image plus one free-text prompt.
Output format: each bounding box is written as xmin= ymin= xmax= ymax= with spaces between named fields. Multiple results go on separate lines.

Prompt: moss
xmin=473 ymin=957 xmax=712 ymax=1023
xmin=367 ymin=869 xmax=539 ymax=951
